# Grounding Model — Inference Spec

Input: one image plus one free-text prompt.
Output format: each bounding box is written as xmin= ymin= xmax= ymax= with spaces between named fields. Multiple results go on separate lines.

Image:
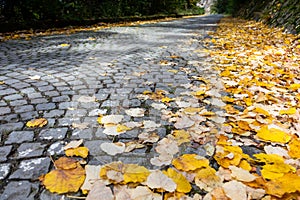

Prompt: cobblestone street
xmin=0 ymin=15 xmax=223 ymax=199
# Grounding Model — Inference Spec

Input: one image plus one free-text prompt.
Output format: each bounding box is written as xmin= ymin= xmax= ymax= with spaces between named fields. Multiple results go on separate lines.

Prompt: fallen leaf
xmin=86 ymin=180 xmax=114 ymax=200
xmin=172 ymin=154 xmax=209 ymax=171
xmin=40 ymin=157 xmax=85 ymax=194
xmin=98 ymin=115 xmax=124 ymax=125
xmin=195 ymin=166 xmax=222 ymax=192
xmin=100 ymin=142 xmax=125 ymax=156
xmin=130 ymin=186 xmax=162 ymax=200
xmin=172 ymin=130 xmax=191 ymax=145
xmin=163 ymin=168 xmax=192 ymax=193
xmin=81 ymin=165 xmax=102 ymax=192
xmin=174 ymin=115 xmax=195 ymax=129
xmin=288 ymin=137 xmax=300 ymax=159
xmin=229 ymin=166 xmax=256 ymax=182
xmin=279 ymin=107 xmax=297 ymax=115
xmin=151 ymin=103 xmax=168 ymax=110
xmin=26 ymin=118 xmax=48 ymax=128
xmin=223 ymin=180 xmax=247 ymax=200
xmin=138 ymin=132 xmax=160 ymax=143
xmin=65 ymin=147 xmax=89 ymax=158
xmin=29 ymin=75 xmax=41 ymax=80
xmin=60 ymin=43 xmax=70 ymax=47
xmin=72 ymin=122 xmax=89 ymax=129
xmin=256 ymin=125 xmax=291 ymax=143
xmin=142 ymin=120 xmax=161 ymax=130
xmin=265 ymin=173 xmax=300 ymax=197
xmin=64 ymin=139 xmax=83 ymax=150
xmin=100 ymin=162 xmax=150 ymax=184
xmin=146 ymin=170 xmax=177 ymax=192
xmin=125 ymin=108 xmax=145 ymax=117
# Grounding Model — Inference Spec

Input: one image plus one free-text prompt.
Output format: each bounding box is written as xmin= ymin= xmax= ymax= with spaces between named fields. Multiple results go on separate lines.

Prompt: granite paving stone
xmin=0 ymin=181 xmax=39 ymax=200
xmin=0 ymin=145 xmax=13 ymax=162
xmin=0 ymin=15 xmax=223 ymax=199
xmin=39 ymin=128 xmax=68 ymax=140
xmin=17 ymin=143 xmax=46 ymax=158
xmin=5 ymin=131 xmax=34 ymax=144
xmin=9 ymin=157 xmax=51 ymax=179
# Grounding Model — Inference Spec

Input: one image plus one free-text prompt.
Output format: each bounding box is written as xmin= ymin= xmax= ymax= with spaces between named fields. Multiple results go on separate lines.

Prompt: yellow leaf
xmin=172 ymin=154 xmax=209 ymax=171
xmin=237 ymin=121 xmax=251 ymax=131
xmin=279 ymin=107 xmax=297 ymax=115
xmin=192 ymin=90 xmax=206 ymax=97
xmin=172 ymin=130 xmax=191 ymax=145
xmin=288 ymin=137 xmax=300 ymax=159
xmin=40 ymin=157 xmax=85 ymax=194
xmin=200 ymin=111 xmax=216 ymax=116
xmin=289 ymin=83 xmax=300 ymax=91
xmin=194 ymin=166 xmax=222 ymax=192
xmin=183 ymin=107 xmax=202 ymax=113
xmin=220 ymin=70 xmax=231 ymax=77
xmin=26 ymin=118 xmax=48 ymax=128
xmin=222 ymin=96 xmax=235 ymax=103
xmin=214 ymin=145 xmax=248 ymax=168
xmin=161 ymin=97 xmax=174 ymax=103
xmin=65 ymin=147 xmax=89 ymax=158
xmin=238 ymin=159 xmax=252 ymax=171
xmin=167 ymin=69 xmax=178 ymax=73
xmin=60 ymin=43 xmax=70 ymax=47
xmin=163 ymin=168 xmax=192 ymax=193
xmin=0 ymin=81 xmax=4 ymax=85
xmin=256 ymin=125 xmax=291 ymax=143
xmin=265 ymin=173 xmax=300 ymax=197
xmin=100 ymin=162 xmax=150 ymax=184
xmin=254 ymin=107 xmax=270 ymax=116
xmin=143 ymin=90 xmax=152 ymax=95
xmin=254 ymin=153 xmax=295 ymax=180
xmin=116 ymin=124 xmax=132 ymax=133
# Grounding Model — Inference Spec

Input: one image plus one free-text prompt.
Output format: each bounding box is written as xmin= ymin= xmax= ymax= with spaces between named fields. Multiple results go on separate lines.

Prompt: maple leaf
xmin=40 ymin=157 xmax=86 ymax=194
xmin=26 ymin=118 xmax=47 ymax=128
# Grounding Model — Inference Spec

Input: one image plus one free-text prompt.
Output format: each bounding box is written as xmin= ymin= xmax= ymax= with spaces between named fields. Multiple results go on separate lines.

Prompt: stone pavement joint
xmin=0 ymin=14 xmax=223 ymax=199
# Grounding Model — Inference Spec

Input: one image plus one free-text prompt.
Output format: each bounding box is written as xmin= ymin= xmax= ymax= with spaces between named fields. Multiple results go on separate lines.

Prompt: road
xmin=0 ymin=15 xmax=223 ymax=199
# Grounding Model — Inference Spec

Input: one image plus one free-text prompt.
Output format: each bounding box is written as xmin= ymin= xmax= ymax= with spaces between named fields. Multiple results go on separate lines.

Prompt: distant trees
xmin=0 ymin=0 xmax=203 ymax=31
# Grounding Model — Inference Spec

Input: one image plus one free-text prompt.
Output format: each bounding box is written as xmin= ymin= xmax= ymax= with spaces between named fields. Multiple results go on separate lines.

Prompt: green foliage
xmin=0 ymin=0 xmax=203 ymax=31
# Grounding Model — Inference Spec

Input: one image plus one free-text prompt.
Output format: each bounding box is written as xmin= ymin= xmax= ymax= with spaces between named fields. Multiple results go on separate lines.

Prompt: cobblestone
xmin=0 ymin=15 xmax=223 ymax=198
xmin=5 ymin=131 xmax=34 ymax=144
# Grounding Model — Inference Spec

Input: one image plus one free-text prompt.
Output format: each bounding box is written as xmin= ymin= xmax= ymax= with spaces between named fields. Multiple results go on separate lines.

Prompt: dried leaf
xmin=100 ymin=142 xmax=125 ymax=156
xmin=98 ymin=115 xmax=124 ymax=125
xmin=163 ymin=168 xmax=192 ymax=193
xmin=130 ymin=186 xmax=162 ymax=200
xmin=81 ymin=165 xmax=102 ymax=192
xmin=64 ymin=139 xmax=83 ymax=150
xmin=125 ymin=108 xmax=145 ymax=117
xmin=195 ymin=166 xmax=222 ymax=192
xmin=86 ymin=181 xmax=114 ymax=200
xmin=229 ymin=166 xmax=256 ymax=182
xmin=172 ymin=154 xmax=209 ymax=171
xmin=172 ymin=130 xmax=191 ymax=145
xmin=26 ymin=118 xmax=47 ymax=128
xmin=174 ymin=115 xmax=195 ymax=129
xmin=100 ymin=162 xmax=150 ymax=184
xmin=146 ymin=170 xmax=177 ymax=192
xmin=256 ymin=125 xmax=291 ymax=143
xmin=223 ymin=180 xmax=247 ymax=200
xmin=40 ymin=157 xmax=85 ymax=194
xmin=65 ymin=146 xmax=89 ymax=158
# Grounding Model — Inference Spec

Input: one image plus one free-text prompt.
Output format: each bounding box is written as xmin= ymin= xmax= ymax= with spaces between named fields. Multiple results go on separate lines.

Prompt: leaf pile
xmin=40 ymin=17 xmax=300 ymax=199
